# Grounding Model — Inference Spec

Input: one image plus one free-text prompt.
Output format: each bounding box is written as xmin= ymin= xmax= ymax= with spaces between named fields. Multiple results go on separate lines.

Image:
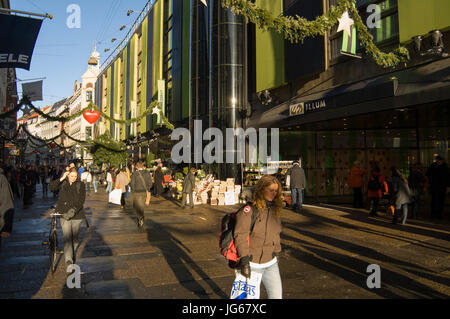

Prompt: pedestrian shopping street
xmin=0 ymin=185 xmax=449 ymax=299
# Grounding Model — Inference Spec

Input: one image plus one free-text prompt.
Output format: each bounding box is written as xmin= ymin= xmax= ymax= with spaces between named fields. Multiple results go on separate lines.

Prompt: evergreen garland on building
xmin=221 ymin=0 xmax=409 ymax=68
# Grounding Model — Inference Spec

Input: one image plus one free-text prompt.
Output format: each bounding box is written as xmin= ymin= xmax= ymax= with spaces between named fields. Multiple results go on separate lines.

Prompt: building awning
xmin=248 ymin=57 xmax=450 ymax=129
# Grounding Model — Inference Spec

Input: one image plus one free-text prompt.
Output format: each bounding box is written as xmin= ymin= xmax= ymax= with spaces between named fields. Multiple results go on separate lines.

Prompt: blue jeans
xmin=105 ymin=181 xmax=112 ymax=193
xmin=93 ymin=181 xmax=98 ymax=192
xmin=250 ymin=260 xmax=282 ymax=299
xmin=291 ymin=188 xmax=303 ymax=210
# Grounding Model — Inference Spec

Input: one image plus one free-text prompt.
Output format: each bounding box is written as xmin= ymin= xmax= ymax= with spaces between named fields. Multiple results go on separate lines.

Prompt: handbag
xmin=230 ymin=270 xmax=262 ymax=299
xmin=109 ymin=189 xmax=122 ymax=205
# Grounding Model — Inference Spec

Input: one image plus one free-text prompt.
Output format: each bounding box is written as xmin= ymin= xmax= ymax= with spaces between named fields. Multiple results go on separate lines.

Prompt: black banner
xmin=0 ymin=13 xmax=43 ymax=70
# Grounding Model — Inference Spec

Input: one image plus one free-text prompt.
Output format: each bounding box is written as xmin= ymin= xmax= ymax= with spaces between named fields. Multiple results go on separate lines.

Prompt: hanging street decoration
xmin=221 ymin=0 xmax=409 ymax=68
xmin=83 ymin=109 xmax=100 ymax=124
xmin=339 ymin=10 xmax=359 ymax=57
xmin=152 ymin=106 xmax=160 ymax=115
xmin=337 ymin=11 xmax=354 ymax=37
xmin=0 ymin=96 xmax=175 ymax=155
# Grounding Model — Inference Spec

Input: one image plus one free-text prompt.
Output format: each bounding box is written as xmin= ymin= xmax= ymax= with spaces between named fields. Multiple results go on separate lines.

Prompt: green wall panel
xmin=140 ymin=15 xmax=149 ymax=133
xmin=399 ymin=0 xmax=450 ymax=43
xmin=255 ymin=0 xmax=285 ymax=92
xmin=106 ymin=67 xmax=112 ymax=134
xmin=121 ymin=49 xmax=127 ymax=140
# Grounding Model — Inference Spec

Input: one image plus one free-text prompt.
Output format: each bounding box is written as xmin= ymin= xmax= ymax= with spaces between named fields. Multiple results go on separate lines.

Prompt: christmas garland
xmin=0 ymin=97 xmax=174 ymax=131
xmin=221 ymin=0 xmax=409 ymax=68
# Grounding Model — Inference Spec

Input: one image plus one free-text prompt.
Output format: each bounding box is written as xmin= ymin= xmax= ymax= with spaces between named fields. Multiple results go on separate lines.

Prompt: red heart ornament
xmin=83 ymin=110 xmax=100 ymax=124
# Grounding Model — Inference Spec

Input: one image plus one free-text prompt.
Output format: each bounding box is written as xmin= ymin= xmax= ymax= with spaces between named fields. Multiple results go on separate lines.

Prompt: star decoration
xmin=152 ymin=106 xmax=160 ymax=115
xmin=337 ymin=11 xmax=354 ymax=37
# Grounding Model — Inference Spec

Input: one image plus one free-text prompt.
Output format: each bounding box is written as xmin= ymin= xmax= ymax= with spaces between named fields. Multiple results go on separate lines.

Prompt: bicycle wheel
xmin=49 ymin=230 xmax=58 ymax=273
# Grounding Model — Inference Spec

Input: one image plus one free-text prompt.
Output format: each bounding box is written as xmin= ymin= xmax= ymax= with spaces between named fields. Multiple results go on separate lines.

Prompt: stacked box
xmin=218 ymin=193 xmax=225 ymax=205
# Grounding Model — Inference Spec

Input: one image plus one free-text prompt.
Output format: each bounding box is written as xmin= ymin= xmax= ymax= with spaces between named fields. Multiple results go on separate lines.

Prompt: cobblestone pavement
xmin=1 ymin=186 xmax=449 ymax=299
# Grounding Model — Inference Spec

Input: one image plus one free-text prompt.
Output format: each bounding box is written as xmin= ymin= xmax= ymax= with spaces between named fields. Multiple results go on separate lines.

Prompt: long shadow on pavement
xmin=281 ymin=217 xmax=449 ymax=298
xmin=315 ymin=204 xmax=450 ymax=244
xmin=133 ymin=195 xmax=229 ymax=299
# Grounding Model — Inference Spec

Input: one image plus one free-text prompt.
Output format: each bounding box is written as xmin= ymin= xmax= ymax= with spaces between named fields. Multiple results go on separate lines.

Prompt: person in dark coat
xmin=391 ymin=167 xmax=412 ymax=225
xmin=285 ymin=161 xmax=306 ymax=213
xmin=22 ymin=166 xmax=34 ymax=207
xmin=408 ymin=163 xmax=427 ymax=219
xmin=154 ymin=165 xmax=164 ymax=197
xmin=426 ymin=156 xmax=450 ymax=219
xmin=130 ymin=161 xmax=153 ymax=230
xmin=49 ymin=167 xmax=86 ymax=266
xmin=180 ymin=167 xmax=196 ymax=209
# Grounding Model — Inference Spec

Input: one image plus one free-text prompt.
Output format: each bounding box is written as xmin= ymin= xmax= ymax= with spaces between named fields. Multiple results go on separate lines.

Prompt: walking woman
xmin=49 ymin=167 xmax=86 ymax=266
xmin=234 ymin=174 xmax=283 ymax=299
xmin=391 ymin=167 xmax=412 ymax=225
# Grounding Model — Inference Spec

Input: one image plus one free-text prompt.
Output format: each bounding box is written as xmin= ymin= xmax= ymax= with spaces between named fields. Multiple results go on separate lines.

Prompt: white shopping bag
xmin=286 ymin=175 xmax=290 ymax=187
xmin=109 ymin=189 xmax=122 ymax=205
xmin=230 ymin=270 xmax=262 ymax=299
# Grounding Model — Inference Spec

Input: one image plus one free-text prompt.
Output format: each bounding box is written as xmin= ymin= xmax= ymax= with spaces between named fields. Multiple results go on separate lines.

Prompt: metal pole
xmin=0 ymin=8 xmax=52 ymax=19
xmin=188 ymin=0 xmax=193 ymax=170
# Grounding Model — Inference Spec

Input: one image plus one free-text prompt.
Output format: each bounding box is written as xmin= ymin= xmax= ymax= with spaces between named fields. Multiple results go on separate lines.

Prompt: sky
xmin=12 ymin=0 xmax=151 ymax=111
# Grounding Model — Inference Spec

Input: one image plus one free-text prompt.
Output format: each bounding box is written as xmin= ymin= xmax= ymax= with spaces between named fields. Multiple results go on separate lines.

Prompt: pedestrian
xmin=408 ymin=163 xmax=427 ymax=219
xmin=81 ymin=170 xmax=92 ymax=193
xmin=154 ymin=165 xmax=164 ymax=197
xmin=0 ymin=167 xmax=15 ymax=249
xmin=22 ymin=165 xmax=34 ymax=207
xmin=42 ymin=166 xmax=50 ymax=197
xmin=49 ymin=167 xmax=86 ymax=267
xmin=180 ymin=167 xmax=196 ymax=209
xmin=78 ymin=165 xmax=85 ymax=177
xmin=233 ymin=174 xmax=283 ymax=299
xmin=391 ymin=167 xmax=412 ymax=225
xmin=115 ymin=167 xmax=130 ymax=209
xmin=367 ymin=165 xmax=388 ymax=217
xmin=130 ymin=161 xmax=152 ymax=230
xmin=426 ymin=155 xmax=450 ymax=219
xmin=285 ymin=161 xmax=306 ymax=213
xmin=92 ymin=169 xmax=99 ymax=193
xmin=105 ymin=168 xmax=113 ymax=193
xmin=19 ymin=167 xmax=26 ymax=199
xmin=347 ymin=160 xmax=367 ymax=208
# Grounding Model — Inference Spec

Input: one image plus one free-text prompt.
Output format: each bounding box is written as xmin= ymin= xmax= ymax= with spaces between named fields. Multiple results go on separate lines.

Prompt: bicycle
xmin=47 ymin=206 xmax=62 ymax=273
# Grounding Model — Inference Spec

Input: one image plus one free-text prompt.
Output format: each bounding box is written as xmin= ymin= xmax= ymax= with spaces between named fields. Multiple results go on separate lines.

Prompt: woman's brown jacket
xmin=234 ymin=203 xmax=282 ymax=264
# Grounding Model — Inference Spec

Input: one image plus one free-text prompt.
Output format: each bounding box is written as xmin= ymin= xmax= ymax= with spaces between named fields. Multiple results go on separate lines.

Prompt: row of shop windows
xmin=276 ymin=129 xmax=448 ymax=198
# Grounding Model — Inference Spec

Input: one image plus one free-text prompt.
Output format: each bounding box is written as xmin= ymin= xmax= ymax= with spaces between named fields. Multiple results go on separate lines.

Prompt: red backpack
xmin=219 ymin=203 xmax=257 ymax=268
